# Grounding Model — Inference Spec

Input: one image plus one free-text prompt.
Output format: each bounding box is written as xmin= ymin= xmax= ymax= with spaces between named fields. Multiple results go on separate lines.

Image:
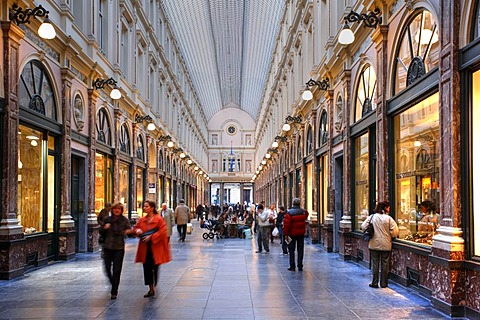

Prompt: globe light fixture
xmin=271 ymin=141 xmax=279 ymax=148
xmin=93 ymin=77 xmax=122 ymax=100
xmin=338 ymin=8 xmax=382 ymax=45
xmin=302 ymin=78 xmax=329 ymax=101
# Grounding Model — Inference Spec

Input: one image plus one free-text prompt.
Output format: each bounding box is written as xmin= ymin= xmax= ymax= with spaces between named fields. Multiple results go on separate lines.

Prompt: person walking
xmin=266 ymin=203 xmax=277 ymax=244
xmin=133 ymin=200 xmax=171 ymax=298
xmin=100 ymin=203 xmax=132 ymax=299
xmin=174 ymin=199 xmax=190 ymax=242
xmin=362 ymin=201 xmax=399 ymax=288
xmin=255 ymin=204 xmax=270 ymax=253
xmin=160 ymin=203 xmax=175 ymax=243
xmin=283 ymin=198 xmax=308 ymax=271
xmin=97 ymin=202 xmax=112 ymax=258
xmin=196 ymin=204 xmax=204 ymax=221
xmin=276 ymin=206 xmax=288 ymax=255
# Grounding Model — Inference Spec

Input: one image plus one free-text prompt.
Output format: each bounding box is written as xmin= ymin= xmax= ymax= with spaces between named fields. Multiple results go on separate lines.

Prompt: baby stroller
xmin=201 ymin=219 xmax=224 ymax=239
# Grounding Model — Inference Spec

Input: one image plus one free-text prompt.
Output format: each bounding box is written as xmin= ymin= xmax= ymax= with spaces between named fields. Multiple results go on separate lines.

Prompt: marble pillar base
xmin=338 ymin=228 xmax=352 ymax=260
xmin=87 ymin=224 xmax=100 ymax=253
xmin=321 ymin=223 xmax=333 ymax=252
xmin=58 ymin=228 xmax=77 ymax=260
xmin=309 ymin=223 xmax=319 ymax=244
xmin=0 ymin=237 xmax=25 ymax=280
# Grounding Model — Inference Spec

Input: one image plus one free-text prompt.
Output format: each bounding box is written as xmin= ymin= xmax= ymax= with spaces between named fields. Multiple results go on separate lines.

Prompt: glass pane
xmin=18 ymin=125 xmax=44 ymax=233
xmin=321 ymin=155 xmax=329 ymax=223
xmin=355 ymin=66 xmax=377 ymax=122
xmin=354 ymin=133 xmax=369 ymax=231
xmin=136 ymin=168 xmax=144 ymax=217
xmin=394 ymin=93 xmax=440 ymax=246
xmin=95 ymin=153 xmax=106 ymax=214
xmin=306 ymin=162 xmax=313 ymax=219
xmin=47 ymin=154 xmax=55 ymax=232
xmin=474 ymin=70 xmax=480 ymax=256
xmin=119 ymin=162 xmax=130 ymax=216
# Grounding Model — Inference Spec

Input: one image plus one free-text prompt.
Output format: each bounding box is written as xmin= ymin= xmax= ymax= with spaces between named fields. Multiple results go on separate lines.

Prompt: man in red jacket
xmin=283 ymin=198 xmax=308 ymax=272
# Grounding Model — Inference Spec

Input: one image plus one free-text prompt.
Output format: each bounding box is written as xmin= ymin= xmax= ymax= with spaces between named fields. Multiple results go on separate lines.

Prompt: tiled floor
xmin=0 ymin=221 xmax=454 ymax=319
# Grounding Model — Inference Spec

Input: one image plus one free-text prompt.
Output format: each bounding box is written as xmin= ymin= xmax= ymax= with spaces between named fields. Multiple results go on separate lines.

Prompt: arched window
xmin=158 ymin=150 xmax=164 ymax=170
xmin=306 ymin=126 xmax=313 ymax=155
xmin=96 ymin=108 xmax=112 ymax=145
xmin=473 ymin=0 xmax=480 ymax=39
xmin=394 ymin=9 xmax=439 ymax=94
xmin=296 ymin=135 xmax=302 ymax=162
xmin=319 ymin=110 xmax=328 ymax=146
xmin=166 ymin=155 xmax=171 ymax=173
xmin=119 ymin=124 xmax=130 ymax=154
xmin=18 ymin=60 xmax=57 ymax=120
xmin=136 ymin=135 xmax=145 ymax=161
xmin=355 ymin=65 xmax=377 ymax=122
xmin=173 ymin=160 xmax=177 ymax=176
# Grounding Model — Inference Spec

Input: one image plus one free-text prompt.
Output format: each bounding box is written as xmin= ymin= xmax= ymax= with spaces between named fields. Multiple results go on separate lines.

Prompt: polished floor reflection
xmin=0 ymin=221 xmax=451 ymax=319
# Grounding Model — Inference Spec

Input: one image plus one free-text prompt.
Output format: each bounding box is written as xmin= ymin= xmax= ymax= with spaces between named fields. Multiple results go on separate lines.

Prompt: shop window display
xmin=18 ymin=125 xmax=56 ymax=233
xmin=354 ymin=133 xmax=369 ymax=230
xmin=94 ymin=153 xmax=113 ymax=214
xmin=394 ymin=93 xmax=440 ymax=246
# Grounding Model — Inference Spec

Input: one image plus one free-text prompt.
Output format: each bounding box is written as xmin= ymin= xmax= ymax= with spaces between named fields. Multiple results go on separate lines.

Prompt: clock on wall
xmin=226 ymin=125 xmax=237 ymax=135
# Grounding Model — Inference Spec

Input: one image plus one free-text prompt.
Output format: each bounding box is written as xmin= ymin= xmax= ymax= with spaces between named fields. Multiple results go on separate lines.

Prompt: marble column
xmin=86 ymin=89 xmax=100 ymax=252
xmin=339 ymin=69 xmax=352 ymax=260
xmin=430 ymin=0 xmax=465 ymax=317
xmin=323 ymin=89 xmax=334 ymax=250
xmin=58 ymin=67 xmax=76 ymax=260
xmin=0 ymin=22 xmax=25 ymax=279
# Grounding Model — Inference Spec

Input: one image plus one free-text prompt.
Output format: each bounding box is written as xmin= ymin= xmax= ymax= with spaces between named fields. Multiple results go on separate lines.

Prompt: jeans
xmin=288 ymin=235 xmax=304 ymax=269
xmin=370 ymin=250 xmax=391 ymax=287
xmin=279 ymin=229 xmax=288 ymax=254
xmin=177 ymin=224 xmax=187 ymax=241
xmin=257 ymin=226 xmax=270 ymax=252
xmin=103 ymin=248 xmax=125 ymax=295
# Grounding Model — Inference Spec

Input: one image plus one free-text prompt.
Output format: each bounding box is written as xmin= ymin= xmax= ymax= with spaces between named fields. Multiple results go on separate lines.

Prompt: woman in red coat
xmin=133 ymin=200 xmax=171 ymax=297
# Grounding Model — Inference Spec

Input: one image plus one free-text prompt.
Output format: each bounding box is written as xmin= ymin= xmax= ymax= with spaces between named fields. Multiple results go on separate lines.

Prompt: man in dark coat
xmin=283 ymin=198 xmax=308 ymax=271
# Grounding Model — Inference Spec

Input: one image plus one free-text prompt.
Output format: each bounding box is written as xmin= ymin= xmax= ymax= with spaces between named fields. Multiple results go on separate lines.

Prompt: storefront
xmin=17 ymin=59 xmax=61 ymax=263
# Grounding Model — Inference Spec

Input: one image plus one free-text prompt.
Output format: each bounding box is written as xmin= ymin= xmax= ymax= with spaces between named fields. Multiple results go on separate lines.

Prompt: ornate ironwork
xmin=267 ymin=148 xmax=278 ymax=154
xmin=92 ymin=77 xmax=117 ymax=90
xmin=406 ymin=56 xmax=426 ymax=87
xmin=344 ymin=8 xmax=382 ymax=28
xmin=29 ymin=95 xmax=45 ymax=115
xmin=274 ymin=135 xmax=287 ymax=142
xmin=285 ymin=115 xmax=302 ymax=124
xmin=305 ymin=78 xmax=329 ymax=91
xmin=172 ymin=147 xmax=183 ymax=154
xmin=134 ymin=114 xmax=153 ymax=123
xmin=9 ymin=3 xmax=49 ymax=25
xmin=158 ymin=135 xmax=171 ymax=142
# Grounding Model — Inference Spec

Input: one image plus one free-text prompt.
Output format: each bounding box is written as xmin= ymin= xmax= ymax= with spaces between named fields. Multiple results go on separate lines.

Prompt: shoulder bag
xmin=363 ymin=214 xmax=375 ymax=241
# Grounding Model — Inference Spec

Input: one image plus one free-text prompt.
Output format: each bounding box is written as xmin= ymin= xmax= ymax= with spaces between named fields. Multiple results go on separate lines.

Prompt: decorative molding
xmin=24 ymin=28 xmax=60 ymax=62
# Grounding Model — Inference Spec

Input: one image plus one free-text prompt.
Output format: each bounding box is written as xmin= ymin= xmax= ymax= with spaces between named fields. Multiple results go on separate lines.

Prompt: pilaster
xmin=86 ymin=89 xmax=99 ymax=252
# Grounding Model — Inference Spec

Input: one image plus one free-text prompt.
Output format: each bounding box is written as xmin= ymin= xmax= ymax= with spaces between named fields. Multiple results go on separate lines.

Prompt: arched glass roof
xmin=162 ymin=0 xmax=285 ymax=120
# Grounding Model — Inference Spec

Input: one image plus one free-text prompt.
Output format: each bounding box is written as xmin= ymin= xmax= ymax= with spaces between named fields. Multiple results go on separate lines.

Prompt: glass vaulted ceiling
xmin=162 ymin=0 xmax=285 ymax=121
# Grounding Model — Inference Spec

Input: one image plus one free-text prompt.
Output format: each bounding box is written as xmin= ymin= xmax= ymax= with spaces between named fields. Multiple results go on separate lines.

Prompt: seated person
xmin=215 ymin=212 xmax=227 ymax=237
xmin=238 ymin=212 xmax=254 ymax=238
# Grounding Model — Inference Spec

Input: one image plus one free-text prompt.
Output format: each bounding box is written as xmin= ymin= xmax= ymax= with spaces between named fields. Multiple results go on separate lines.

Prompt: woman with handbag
xmin=361 ymin=201 xmax=398 ymax=288
xmin=100 ymin=203 xmax=132 ymax=299
xmin=133 ymin=200 xmax=171 ymax=297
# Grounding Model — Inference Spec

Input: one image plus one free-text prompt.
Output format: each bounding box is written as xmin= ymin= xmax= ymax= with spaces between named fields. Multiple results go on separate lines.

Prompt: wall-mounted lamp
xmin=93 ymin=77 xmax=122 ymax=99
xmin=159 ymin=134 xmax=173 ymax=147
xmin=302 ymin=78 xmax=329 ymax=101
xmin=267 ymin=148 xmax=278 ymax=154
xmin=134 ymin=114 xmax=155 ymax=131
xmin=282 ymin=115 xmax=302 ymax=132
xmin=10 ymin=4 xmax=56 ymax=39
xmin=339 ymin=8 xmax=382 ymax=45
xmin=172 ymin=147 xmax=183 ymax=155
